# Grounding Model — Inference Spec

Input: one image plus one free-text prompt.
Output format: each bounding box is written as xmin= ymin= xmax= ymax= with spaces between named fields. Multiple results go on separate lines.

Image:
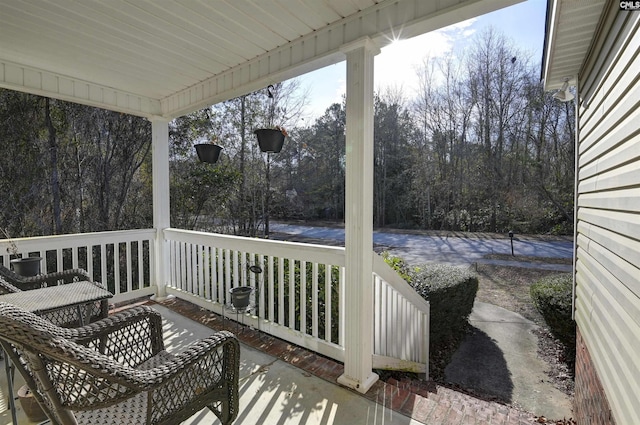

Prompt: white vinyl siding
xmin=576 ymin=9 xmax=640 ymax=425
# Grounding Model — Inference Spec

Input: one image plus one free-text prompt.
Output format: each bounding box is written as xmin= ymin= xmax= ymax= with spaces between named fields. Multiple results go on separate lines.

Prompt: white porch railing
xmin=164 ymin=228 xmax=346 ymax=361
xmin=372 ymin=253 xmax=430 ymax=376
xmin=164 ymin=228 xmax=430 ymax=375
xmin=0 ymin=229 xmax=156 ymax=303
xmin=1 ymin=228 xmax=429 ymax=375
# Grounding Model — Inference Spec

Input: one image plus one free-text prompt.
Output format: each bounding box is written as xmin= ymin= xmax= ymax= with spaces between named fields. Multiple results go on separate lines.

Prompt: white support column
xmin=337 ymin=38 xmax=380 ymax=394
xmin=151 ymin=118 xmax=171 ymax=299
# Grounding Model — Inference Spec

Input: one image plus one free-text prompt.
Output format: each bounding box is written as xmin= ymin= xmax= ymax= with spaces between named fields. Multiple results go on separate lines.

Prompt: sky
xmin=297 ymin=0 xmax=547 ymax=121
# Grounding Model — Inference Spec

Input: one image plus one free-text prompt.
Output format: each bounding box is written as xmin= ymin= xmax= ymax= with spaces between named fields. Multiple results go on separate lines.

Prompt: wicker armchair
xmin=0 ymin=303 xmax=240 ymax=425
xmin=0 ymin=264 xmax=91 ymax=291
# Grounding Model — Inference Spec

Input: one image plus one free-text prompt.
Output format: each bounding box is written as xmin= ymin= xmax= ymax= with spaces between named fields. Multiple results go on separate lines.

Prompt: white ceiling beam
xmin=161 ymin=0 xmax=523 ymax=119
xmin=0 ymin=59 xmax=161 ymax=118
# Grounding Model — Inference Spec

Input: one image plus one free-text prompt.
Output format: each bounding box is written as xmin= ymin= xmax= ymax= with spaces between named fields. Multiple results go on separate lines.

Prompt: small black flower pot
xmin=195 ymin=144 xmax=223 ymax=163
xmin=11 ymin=256 xmax=42 ymax=277
xmin=229 ymin=286 xmax=253 ymax=310
xmin=255 ymin=129 xmax=285 ymax=153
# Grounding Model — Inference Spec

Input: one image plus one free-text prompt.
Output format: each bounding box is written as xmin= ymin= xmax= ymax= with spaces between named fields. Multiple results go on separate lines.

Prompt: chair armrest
xmin=146 ymin=331 xmax=240 ymax=422
xmin=48 ymin=330 xmax=239 ymax=412
xmin=0 ymin=277 xmax=21 ymax=295
xmin=146 ymin=331 xmax=239 ymax=386
xmin=24 ymin=268 xmax=93 ymax=287
xmin=69 ymin=306 xmax=165 ymax=364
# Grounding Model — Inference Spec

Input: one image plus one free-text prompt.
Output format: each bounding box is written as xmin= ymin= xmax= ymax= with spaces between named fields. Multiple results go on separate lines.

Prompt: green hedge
xmin=530 ymin=273 xmax=576 ymax=353
xmin=407 ymin=263 xmax=479 ymax=347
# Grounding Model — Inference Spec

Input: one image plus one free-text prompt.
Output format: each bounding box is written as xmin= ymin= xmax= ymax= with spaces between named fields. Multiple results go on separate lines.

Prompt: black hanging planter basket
xmin=195 ymin=144 xmax=223 ymax=163
xmin=229 ymin=286 xmax=254 ymax=310
xmin=255 ymin=129 xmax=285 ymax=153
xmin=10 ymin=256 xmax=42 ymax=277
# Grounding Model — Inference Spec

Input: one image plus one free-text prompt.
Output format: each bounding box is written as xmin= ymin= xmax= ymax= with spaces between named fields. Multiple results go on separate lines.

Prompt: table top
xmin=0 ymin=281 xmax=112 ymax=314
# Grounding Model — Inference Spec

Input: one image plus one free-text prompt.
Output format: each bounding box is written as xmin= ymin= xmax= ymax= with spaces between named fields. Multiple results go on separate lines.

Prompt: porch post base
xmin=337 ymin=371 xmax=379 ymax=394
xmin=150 ymin=293 xmax=175 ymax=302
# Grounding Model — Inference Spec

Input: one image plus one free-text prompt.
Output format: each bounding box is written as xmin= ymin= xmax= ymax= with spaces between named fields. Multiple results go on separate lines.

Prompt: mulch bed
xmin=534 ymin=327 xmax=575 ymax=396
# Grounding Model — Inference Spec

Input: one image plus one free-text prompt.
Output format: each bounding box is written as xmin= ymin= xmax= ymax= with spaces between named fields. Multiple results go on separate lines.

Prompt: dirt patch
xmin=484 ymin=253 xmax=573 ymax=266
xmin=535 ymin=327 xmax=575 ymax=397
xmin=471 ymin=263 xmax=565 ymax=324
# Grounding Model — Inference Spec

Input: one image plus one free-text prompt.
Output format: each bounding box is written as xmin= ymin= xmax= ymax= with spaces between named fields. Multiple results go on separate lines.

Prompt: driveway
xmin=270 ymin=223 xmax=573 ymax=269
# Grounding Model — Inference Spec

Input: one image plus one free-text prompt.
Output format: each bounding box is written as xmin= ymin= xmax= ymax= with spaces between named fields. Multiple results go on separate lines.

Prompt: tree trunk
xmin=45 ymin=98 xmax=62 ymax=234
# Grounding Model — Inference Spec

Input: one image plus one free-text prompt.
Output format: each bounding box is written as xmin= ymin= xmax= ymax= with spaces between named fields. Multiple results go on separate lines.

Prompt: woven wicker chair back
xmin=0 ymin=302 xmax=240 ymax=425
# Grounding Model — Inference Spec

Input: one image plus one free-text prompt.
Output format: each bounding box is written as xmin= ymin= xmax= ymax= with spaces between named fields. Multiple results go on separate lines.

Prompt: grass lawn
xmin=472 ymin=261 xmax=570 ymax=325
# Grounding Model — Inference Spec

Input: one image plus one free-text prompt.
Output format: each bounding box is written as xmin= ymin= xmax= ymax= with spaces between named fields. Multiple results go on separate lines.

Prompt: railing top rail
xmin=164 ymin=228 xmax=346 ymax=266
xmin=0 ymin=229 xmax=156 ymax=251
xmin=165 ymin=229 xmax=430 ymax=313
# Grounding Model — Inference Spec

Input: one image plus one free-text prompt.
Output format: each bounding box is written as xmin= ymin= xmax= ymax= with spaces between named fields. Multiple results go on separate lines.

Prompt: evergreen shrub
xmin=530 ymin=273 xmax=576 ymax=353
xmin=408 ymin=263 xmax=479 ymax=347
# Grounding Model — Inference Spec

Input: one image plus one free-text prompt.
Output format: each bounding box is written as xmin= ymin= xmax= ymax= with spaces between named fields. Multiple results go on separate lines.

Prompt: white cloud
xmin=299 ymin=18 xmax=486 ymax=119
xmin=374 ymin=18 xmax=477 ymax=95
xmin=298 ymin=0 xmax=546 ymax=120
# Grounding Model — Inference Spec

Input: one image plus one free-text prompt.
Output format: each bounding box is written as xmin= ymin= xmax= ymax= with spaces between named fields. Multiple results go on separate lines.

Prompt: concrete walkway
xmin=446 ymin=302 xmax=573 ymax=419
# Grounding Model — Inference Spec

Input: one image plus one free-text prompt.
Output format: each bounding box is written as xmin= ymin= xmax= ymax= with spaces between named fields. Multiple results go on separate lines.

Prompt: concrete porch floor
xmin=1 ymin=297 xmax=538 ymax=424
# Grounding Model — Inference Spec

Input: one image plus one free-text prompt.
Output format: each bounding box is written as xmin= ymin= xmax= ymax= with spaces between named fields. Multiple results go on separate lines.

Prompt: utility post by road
xmin=508 ymin=230 xmax=515 ymax=256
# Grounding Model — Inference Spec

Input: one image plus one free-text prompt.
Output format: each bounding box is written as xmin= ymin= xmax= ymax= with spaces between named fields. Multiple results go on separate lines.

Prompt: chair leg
xmin=3 ymin=351 xmax=18 ymax=425
xmin=208 ymin=397 xmax=231 ymax=425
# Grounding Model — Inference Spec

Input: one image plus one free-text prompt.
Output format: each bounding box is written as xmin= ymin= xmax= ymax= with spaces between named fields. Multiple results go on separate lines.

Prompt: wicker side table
xmin=0 ymin=281 xmax=113 ymax=425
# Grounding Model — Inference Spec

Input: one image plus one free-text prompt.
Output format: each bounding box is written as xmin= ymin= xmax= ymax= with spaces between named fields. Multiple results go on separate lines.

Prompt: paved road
xmin=271 ymin=223 xmax=573 ymax=270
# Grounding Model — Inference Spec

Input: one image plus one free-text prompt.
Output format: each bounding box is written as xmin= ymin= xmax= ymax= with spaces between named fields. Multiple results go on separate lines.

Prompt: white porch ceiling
xmin=1 ymin=0 xmax=522 ymax=119
xmin=542 ymin=0 xmax=607 ymax=90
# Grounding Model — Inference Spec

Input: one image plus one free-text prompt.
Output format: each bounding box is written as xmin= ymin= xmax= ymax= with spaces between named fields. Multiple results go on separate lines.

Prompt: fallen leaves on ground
xmin=534 ymin=327 xmax=575 ymax=396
